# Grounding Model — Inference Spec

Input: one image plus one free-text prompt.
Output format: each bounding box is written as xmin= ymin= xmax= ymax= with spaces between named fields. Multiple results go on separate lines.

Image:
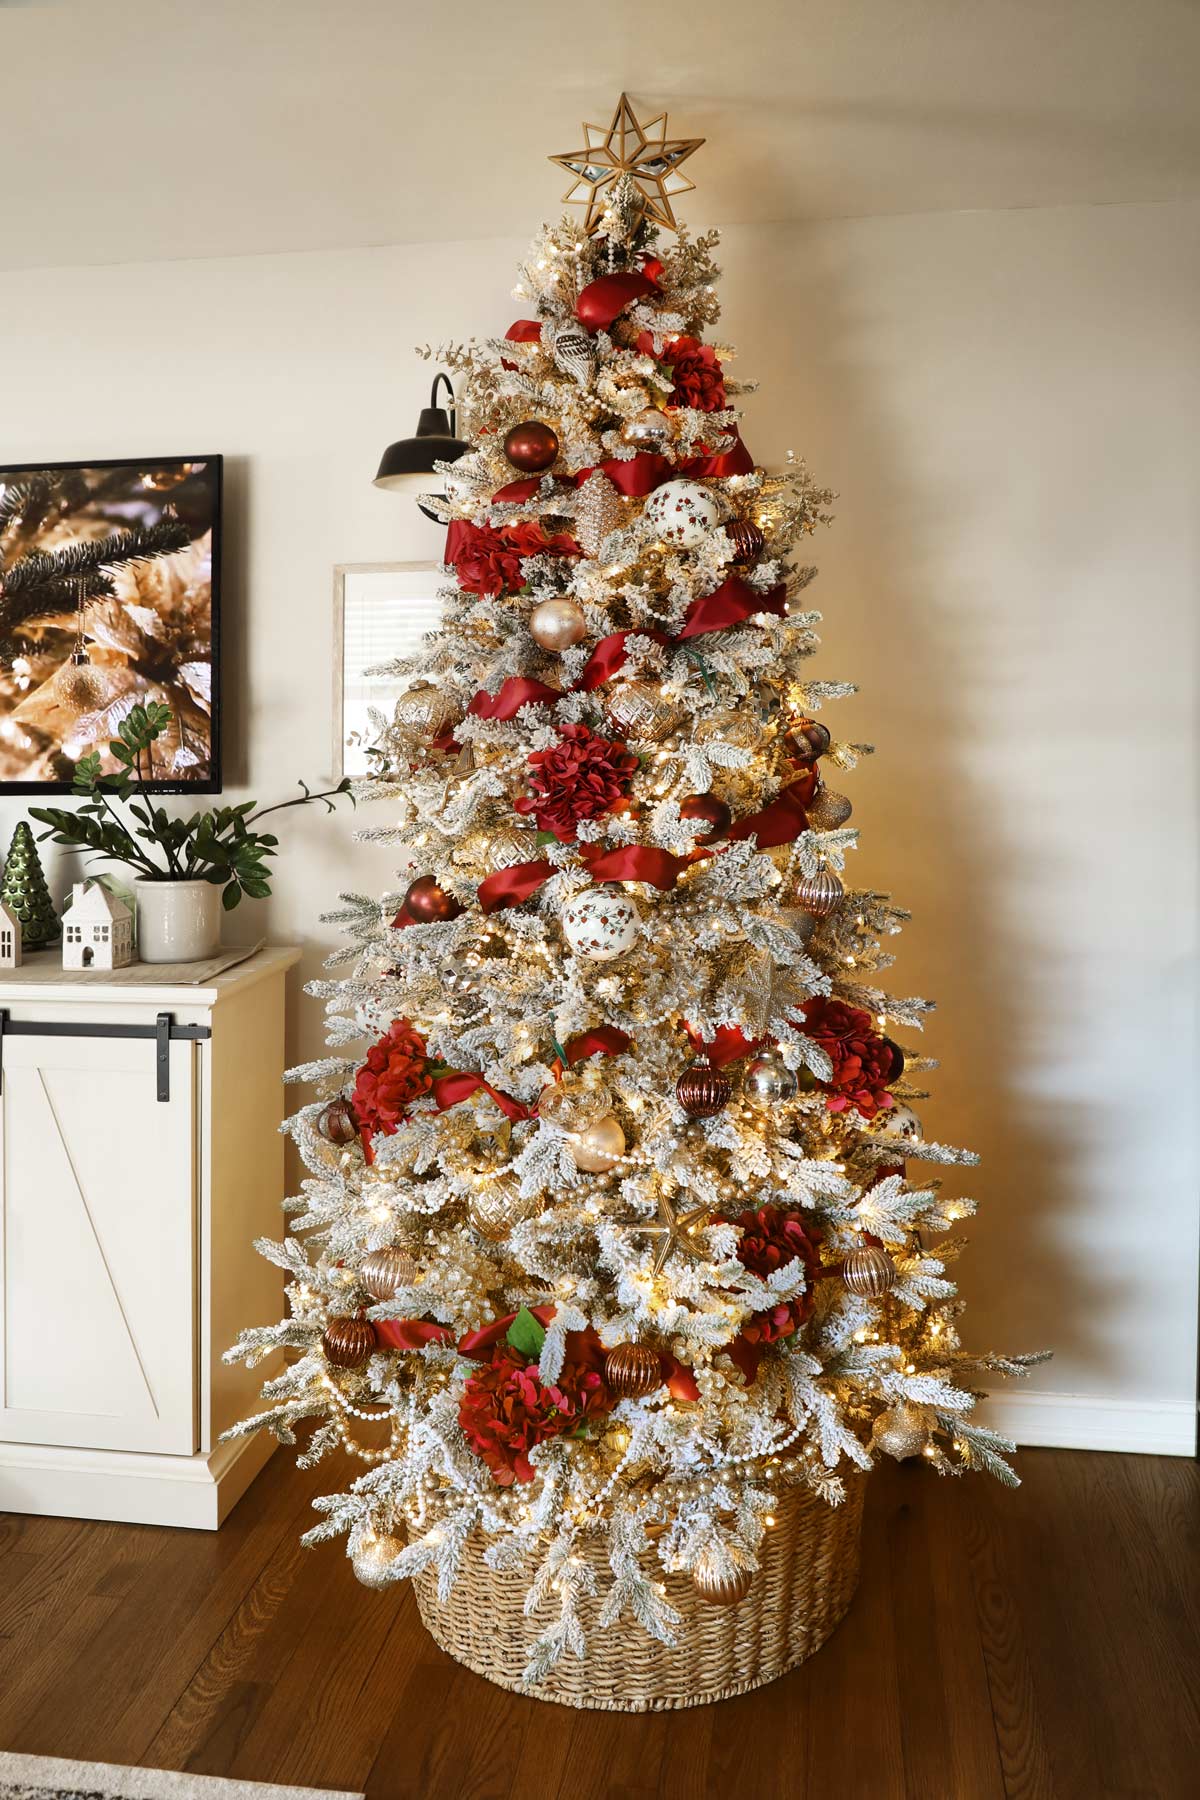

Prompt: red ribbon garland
xmin=726 ymin=769 xmax=818 ymax=850
xmin=684 ymin=1023 xmax=765 ymax=1068
xmin=467 ymin=632 xmax=666 ymax=724
xmin=575 ymin=269 xmax=660 ymax=333
xmin=581 ymin=843 xmax=693 ymax=889
xmin=431 ymin=1071 xmax=532 ymax=1122
xmin=678 ymin=574 xmax=788 ymax=640
xmin=373 ymin=1317 xmax=455 ymax=1352
xmin=478 ymin=858 xmax=555 ymax=914
xmin=560 ymin=1025 xmax=632 ymax=1065
xmin=492 ymin=441 xmax=755 ymax=508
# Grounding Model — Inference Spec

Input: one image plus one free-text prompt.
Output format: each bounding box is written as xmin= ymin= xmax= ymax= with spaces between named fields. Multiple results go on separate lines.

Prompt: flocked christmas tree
xmin=227 ymin=98 xmax=1045 ymax=1682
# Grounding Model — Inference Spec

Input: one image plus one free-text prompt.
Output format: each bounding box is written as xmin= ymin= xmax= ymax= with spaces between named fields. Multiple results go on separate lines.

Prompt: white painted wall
xmin=0 ymin=199 xmax=1194 ymax=1446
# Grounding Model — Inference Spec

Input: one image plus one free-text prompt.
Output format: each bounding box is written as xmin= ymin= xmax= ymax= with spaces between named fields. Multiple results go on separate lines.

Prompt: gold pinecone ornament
xmin=575 ymin=470 xmax=624 ymax=556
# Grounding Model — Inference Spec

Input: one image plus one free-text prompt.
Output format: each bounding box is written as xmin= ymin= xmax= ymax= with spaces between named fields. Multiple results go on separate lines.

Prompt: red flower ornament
xmin=458 ymin=1341 xmax=612 ymax=1485
xmin=637 ymin=331 xmax=727 ymax=413
xmin=798 ymin=995 xmax=896 ymax=1120
xmin=352 ymin=1019 xmax=433 ymax=1138
xmin=726 ymin=1204 xmax=823 ymax=1350
xmin=515 ymin=722 xmax=638 ymax=842
xmin=450 ymin=521 xmax=579 ymax=598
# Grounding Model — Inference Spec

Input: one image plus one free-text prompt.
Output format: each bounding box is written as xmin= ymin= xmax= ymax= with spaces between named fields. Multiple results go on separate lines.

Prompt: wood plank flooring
xmin=1 ymin=1446 xmax=1196 ymax=1799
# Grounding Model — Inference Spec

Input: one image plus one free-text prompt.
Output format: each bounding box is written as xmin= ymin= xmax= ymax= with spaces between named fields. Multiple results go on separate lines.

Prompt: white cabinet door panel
xmin=0 ymin=1034 xmax=197 ymax=1454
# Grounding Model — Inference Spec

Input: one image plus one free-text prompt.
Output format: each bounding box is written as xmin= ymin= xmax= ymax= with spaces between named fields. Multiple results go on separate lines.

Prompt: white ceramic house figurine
xmin=0 ymin=900 xmax=21 ymax=967
xmin=61 ymin=880 xmax=134 ymax=971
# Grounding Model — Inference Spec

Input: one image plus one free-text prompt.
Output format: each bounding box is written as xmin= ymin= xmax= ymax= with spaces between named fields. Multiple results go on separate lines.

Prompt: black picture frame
xmin=0 ymin=453 xmax=222 ymax=795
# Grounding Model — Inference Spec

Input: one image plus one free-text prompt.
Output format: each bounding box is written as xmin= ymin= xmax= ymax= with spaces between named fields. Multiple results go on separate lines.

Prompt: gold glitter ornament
xmin=691 ymin=1556 xmax=753 ymax=1606
xmin=604 ymin=1342 xmax=662 ymax=1398
xmin=352 ymin=1532 xmax=407 ymax=1589
xmin=604 ymin=679 xmax=682 ymax=741
xmin=360 ymin=1246 xmax=419 ymax=1300
xmin=469 ymin=1169 xmax=539 ymax=1240
xmin=574 ymin=470 xmax=625 ymax=558
xmin=694 ymin=708 xmax=761 ymax=750
xmin=529 ymin=596 xmax=587 ymax=652
xmin=393 ymin=680 xmax=460 ymax=742
xmin=792 ymin=869 xmax=844 ymax=918
xmin=807 ymin=787 xmax=853 ymax=830
xmin=571 ymin=1114 xmax=626 ymax=1172
xmin=842 ymin=1245 xmax=897 ymax=1298
xmin=871 ymin=1401 xmax=929 ymax=1460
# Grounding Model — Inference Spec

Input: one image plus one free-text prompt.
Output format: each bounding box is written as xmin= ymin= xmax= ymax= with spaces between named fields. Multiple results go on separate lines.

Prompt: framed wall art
xmin=332 ymin=562 xmax=442 ymax=779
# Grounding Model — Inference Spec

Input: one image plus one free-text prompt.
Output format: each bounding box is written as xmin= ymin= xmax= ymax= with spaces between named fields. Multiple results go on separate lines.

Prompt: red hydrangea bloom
xmin=458 ymin=1342 xmax=612 ymax=1485
xmin=352 ymin=1018 xmax=432 ymax=1137
xmin=664 ymin=335 xmax=727 ymax=412
xmin=726 ymin=1203 xmax=823 ymax=1348
xmin=515 ymin=722 xmax=638 ymax=842
xmin=450 ymin=521 xmax=577 ymax=598
xmin=798 ymin=995 xmax=896 ymax=1120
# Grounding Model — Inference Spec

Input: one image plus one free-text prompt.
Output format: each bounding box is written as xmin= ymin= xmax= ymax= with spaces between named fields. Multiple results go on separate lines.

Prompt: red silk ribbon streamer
xmin=458 ymin=1304 xmax=557 ymax=1362
xmin=576 ymin=269 xmax=660 ymax=333
xmin=431 ymin=1071 xmax=532 ymax=1122
xmin=576 ymin=628 xmax=668 ymax=690
xmin=443 ymin=519 xmax=472 ymax=565
xmin=563 ymin=1025 xmax=632 ymax=1063
xmin=684 ymin=1023 xmax=763 ymax=1068
xmin=684 ymin=435 xmax=757 ymax=479
xmin=494 ymin=443 xmax=754 ymax=508
xmin=582 ymin=844 xmax=691 ymax=890
xmin=641 ymin=256 xmax=664 ymax=283
xmin=726 ymin=770 xmax=818 ymax=851
xmin=678 ymin=575 xmax=788 ymax=640
xmin=505 ymin=319 xmax=542 ymax=343
xmin=469 ymin=677 xmax=562 ymax=720
xmin=373 ymin=1317 xmax=454 ymax=1352
xmin=662 ymin=1353 xmax=700 ymax=1402
xmin=477 ymin=858 xmax=555 ymax=914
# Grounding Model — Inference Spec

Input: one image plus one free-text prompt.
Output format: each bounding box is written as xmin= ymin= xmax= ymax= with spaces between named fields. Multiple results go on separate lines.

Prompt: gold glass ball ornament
xmin=529 ymin=596 xmax=587 ymax=653
xmin=807 ymin=786 xmax=853 ymax=830
xmin=692 ymin=1555 xmax=754 ymax=1607
xmin=560 ymin=888 xmax=640 ymax=962
xmin=621 ymin=406 xmax=673 ymax=449
xmin=792 ymin=868 xmax=844 ymax=918
xmin=538 ymin=1073 xmax=613 ymax=1133
xmin=321 ymin=1314 xmax=376 ymax=1369
xmin=743 ymin=1050 xmax=798 ymax=1107
xmin=571 ymin=1113 xmax=626 ymax=1173
xmin=360 ymin=1246 xmax=419 ymax=1300
xmin=352 ymin=1531 xmax=407 ymax=1589
xmin=468 ymin=1168 xmax=540 ymax=1241
xmin=878 ymin=1103 xmax=923 ymax=1142
xmin=394 ymin=680 xmax=460 ymax=743
xmin=604 ymin=679 xmax=683 ymax=742
xmin=482 ymin=825 xmax=540 ymax=872
xmin=675 ymin=1054 xmax=731 ymax=1119
xmin=604 ymin=1341 xmax=663 ymax=1399
xmin=871 ymin=1401 xmax=929 ymax=1461
xmin=842 ymin=1244 xmax=897 ymax=1299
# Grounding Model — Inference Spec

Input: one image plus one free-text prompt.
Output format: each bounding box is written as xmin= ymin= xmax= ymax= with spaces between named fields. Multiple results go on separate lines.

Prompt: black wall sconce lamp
xmin=373 ymin=373 xmax=471 ymax=520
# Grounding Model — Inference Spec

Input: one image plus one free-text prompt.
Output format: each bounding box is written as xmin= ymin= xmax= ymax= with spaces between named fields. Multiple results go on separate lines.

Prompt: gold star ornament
xmin=621 ymin=1191 xmax=715 ymax=1277
xmin=550 ymin=93 xmax=704 ymax=236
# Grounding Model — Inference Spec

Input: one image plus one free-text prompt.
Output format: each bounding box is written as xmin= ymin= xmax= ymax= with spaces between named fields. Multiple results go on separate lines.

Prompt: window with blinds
xmin=336 ymin=564 xmax=443 ymax=776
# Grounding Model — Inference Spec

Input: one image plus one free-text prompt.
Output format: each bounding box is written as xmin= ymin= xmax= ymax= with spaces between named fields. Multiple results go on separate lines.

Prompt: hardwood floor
xmin=1 ymin=1446 xmax=1196 ymax=1799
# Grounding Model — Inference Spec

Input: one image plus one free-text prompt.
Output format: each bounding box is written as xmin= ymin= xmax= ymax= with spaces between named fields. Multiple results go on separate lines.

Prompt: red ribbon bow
xmin=575 ymin=269 xmax=660 ymax=333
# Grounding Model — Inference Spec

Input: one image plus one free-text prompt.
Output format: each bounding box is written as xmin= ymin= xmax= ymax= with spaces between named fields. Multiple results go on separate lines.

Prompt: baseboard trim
xmin=979 ymin=1389 xmax=1197 ymax=1458
xmin=0 ymin=1427 xmax=276 ymax=1528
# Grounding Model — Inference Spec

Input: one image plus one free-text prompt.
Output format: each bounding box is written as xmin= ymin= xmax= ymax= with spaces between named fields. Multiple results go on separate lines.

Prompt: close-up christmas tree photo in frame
xmin=0 ymin=454 xmax=220 ymax=792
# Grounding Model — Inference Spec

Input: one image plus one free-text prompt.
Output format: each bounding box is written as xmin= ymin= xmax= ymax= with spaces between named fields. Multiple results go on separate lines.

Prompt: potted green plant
xmin=30 ymin=701 xmax=352 ymax=962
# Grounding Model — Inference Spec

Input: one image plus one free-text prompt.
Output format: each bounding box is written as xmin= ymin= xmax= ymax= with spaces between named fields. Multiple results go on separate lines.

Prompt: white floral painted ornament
xmin=643 ymin=479 xmax=720 ymax=548
xmin=560 ymin=888 xmax=639 ymax=961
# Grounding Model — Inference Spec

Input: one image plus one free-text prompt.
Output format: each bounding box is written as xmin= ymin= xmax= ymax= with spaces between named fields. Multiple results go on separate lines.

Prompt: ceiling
xmin=2 ymin=0 xmax=1198 ymax=272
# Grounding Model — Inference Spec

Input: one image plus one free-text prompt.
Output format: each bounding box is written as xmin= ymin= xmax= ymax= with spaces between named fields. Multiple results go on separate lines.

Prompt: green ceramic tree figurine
xmin=1 ymin=820 xmax=60 ymax=946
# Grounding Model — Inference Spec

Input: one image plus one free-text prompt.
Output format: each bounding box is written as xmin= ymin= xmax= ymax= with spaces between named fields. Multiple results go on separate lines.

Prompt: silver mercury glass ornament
xmin=742 ymin=1050 xmax=799 ymax=1107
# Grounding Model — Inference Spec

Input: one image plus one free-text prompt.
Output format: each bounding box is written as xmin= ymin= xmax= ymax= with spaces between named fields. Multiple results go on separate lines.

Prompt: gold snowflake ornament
xmin=549 ymin=93 xmax=705 ymax=235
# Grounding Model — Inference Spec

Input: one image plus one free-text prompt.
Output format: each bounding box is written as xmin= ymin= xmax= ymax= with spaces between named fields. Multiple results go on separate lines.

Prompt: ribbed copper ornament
xmin=692 ymin=1558 xmax=754 ymax=1607
xmin=575 ymin=470 xmax=624 ymax=556
xmin=322 ymin=1314 xmax=376 ymax=1368
xmin=723 ymin=517 xmax=765 ymax=564
xmin=604 ymin=1341 xmax=662 ymax=1398
xmin=469 ymin=1169 xmax=539 ymax=1240
xmin=784 ymin=717 xmax=832 ymax=760
xmin=316 ymin=1098 xmax=357 ymax=1145
xmin=806 ymin=787 xmax=853 ymax=830
xmin=394 ymin=680 xmax=460 ymax=742
xmin=793 ymin=868 xmax=844 ymax=918
xmin=605 ymin=680 xmax=681 ymax=742
xmin=360 ymin=1246 xmax=419 ymax=1300
xmin=842 ymin=1245 xmax=897 ymax=1298
xmin=675 ymin=1055 xmax=731 ymax=1119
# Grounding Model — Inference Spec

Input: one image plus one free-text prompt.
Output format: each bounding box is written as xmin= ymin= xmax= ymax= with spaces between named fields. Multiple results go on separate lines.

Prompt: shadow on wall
xmin=727 ymin=223 xmax=1098 ymax=1388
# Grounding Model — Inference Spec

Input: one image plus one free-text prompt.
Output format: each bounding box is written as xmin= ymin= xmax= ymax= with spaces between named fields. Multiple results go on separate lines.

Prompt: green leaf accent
xmin=505 ymin=1306 xmax=546 ymax=1360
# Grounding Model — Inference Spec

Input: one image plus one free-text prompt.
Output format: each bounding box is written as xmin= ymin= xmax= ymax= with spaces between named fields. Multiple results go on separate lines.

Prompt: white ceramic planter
xmin=135 ymin=879 xmax=222 ymax=963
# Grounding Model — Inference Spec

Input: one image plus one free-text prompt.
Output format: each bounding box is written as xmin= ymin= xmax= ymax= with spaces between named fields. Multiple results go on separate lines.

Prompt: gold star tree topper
xmin=550 ymin=93 xmax=704 ymax=235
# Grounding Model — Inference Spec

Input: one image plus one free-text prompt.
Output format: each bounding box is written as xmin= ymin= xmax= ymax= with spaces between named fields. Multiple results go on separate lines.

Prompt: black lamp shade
xmin=374 ymin=400 xmax=471 ymax=490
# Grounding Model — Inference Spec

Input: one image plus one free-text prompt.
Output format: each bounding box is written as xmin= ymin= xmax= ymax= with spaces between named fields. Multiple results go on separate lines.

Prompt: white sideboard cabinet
xmin=0 ymin=945 xmax=300 ymax=1528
